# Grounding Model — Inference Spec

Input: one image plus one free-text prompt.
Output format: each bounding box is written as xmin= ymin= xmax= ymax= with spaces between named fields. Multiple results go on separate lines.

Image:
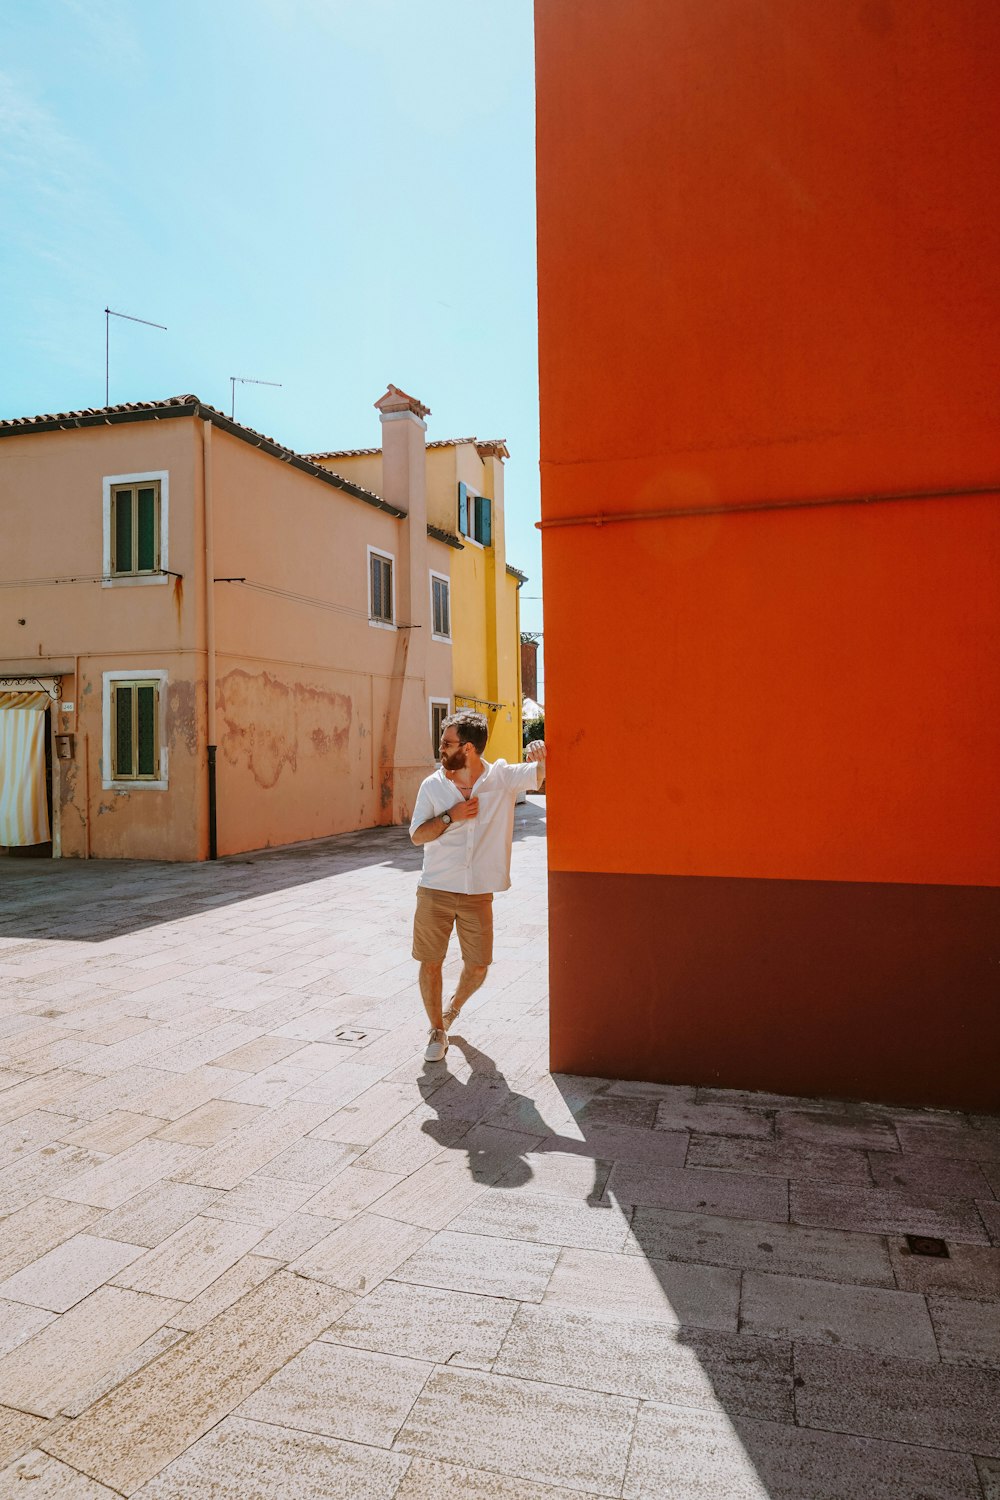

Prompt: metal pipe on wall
xmin=202 ymin=420 xmax=218 ymax=860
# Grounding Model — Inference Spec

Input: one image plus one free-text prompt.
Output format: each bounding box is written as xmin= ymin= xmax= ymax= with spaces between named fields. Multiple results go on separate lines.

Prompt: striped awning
xmin=0 ymin=689 xmax=51 ymax=710
xmin=0 ymin=676 xmax=60 ymax=712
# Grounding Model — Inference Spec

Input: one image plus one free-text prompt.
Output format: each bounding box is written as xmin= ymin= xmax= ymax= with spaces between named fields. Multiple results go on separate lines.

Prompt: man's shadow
xmin=416 ymin=1035 xmax=608 ymax=1201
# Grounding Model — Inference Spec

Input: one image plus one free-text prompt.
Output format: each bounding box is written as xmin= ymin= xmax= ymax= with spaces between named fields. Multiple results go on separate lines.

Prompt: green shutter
xmin=137 ymin=685 xmax=157 ymax=776
xmin=114 ymin=491 xmax=133 ymax=573
xmin=458 ymin=482 xmax=468 ymax=536
xmin=136 ymin=488 xmax=157 ymax=571
xmin=475 ymin=495 xmax=492 ymax=545
xmin=115 ymin=685 xmax=134 ymax=776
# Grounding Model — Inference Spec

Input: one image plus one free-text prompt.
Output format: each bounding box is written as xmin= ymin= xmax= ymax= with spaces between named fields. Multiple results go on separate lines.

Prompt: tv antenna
xmin=104 ymin=307 xmax=167 ymax=406
xmin=230 ymin=375 xmax=282 ymax=421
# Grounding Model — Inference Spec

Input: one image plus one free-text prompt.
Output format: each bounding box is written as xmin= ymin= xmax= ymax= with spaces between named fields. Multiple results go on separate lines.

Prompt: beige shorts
xmin=412 ymin=886 xmax=494 ymax=966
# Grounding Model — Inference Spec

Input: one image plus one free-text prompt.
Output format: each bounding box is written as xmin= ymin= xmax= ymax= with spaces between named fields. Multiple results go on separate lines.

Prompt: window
xmin=112 ymin=482 xmax=160 ymax=575
xmin=430 ymin=699 xmax=450 ymax=757
xmin=368 ymin=546 xmax=395 ymax=627
xmin=102 ymin=671 xmax=168 ymax=789
xmin=430 ymin=572 xmax=451 ymax=640
xmin=102 ymin=470 xmax=169 ymax=587
xmin=458 ymin=482 xmax=492 ymax=546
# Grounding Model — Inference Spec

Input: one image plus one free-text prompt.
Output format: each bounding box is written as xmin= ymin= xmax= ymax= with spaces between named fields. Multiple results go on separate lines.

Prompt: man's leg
xmin=444 ymin=961 xmax=488 ymax=1027
xmin=419 ymin=961 xmax=445 ymax=1030
xmin=446 ymin=895 xmax=494 ymax=1028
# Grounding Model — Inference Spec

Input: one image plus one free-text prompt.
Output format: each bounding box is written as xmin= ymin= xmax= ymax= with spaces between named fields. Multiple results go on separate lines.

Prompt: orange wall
xmin=537 ymin=0 xmax=1000 ymax=889
xmin=536 ymin=0 xmax=1000 ymax=1104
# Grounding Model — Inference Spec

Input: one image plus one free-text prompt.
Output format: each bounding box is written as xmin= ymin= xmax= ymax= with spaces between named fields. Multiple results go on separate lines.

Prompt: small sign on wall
xmin=55 ymin=734 xmax=75 ymax=759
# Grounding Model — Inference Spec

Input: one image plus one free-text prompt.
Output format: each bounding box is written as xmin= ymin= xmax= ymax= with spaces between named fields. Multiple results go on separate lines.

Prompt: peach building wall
xmin=0 ymin=419 xmax=206 ymax=861
xmin=0 ymin=406 xmax=452 ymax=860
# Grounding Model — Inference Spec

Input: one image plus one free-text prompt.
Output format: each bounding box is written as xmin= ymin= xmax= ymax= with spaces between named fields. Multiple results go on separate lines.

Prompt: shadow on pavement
xmin=0 ymin=801 xmax=547 ymax=944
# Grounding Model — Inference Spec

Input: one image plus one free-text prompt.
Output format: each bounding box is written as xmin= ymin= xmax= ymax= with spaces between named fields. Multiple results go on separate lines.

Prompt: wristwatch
xmin=441 ymin=811 xmax=452 ymax=826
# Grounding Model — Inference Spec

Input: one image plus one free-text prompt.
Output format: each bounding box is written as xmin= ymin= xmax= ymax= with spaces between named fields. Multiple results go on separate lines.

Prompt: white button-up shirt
xmin=410 ymin=758 xmax=541 ymax=894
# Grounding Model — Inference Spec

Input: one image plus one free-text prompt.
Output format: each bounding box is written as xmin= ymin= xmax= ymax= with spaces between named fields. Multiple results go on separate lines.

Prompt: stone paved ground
xmin=0 ymin=801 xmax=998 ymax=1499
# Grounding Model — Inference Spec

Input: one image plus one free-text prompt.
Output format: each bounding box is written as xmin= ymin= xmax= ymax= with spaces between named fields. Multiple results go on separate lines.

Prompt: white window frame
xmin=102 ymin=670 xmax=169 ymax=790
xmin=367 ymin=544 xmax=397 ymax=630
xmin=429 ymin=697 xmax=451 ymax=757
xmin=102 ymin=470 xmax=169 ymax=587
xmin=429 ymin=569 xmax=452 ymax=643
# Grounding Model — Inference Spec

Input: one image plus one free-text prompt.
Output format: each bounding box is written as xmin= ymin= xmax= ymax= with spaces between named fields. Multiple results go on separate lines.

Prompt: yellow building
xmin=311 ymin=386 xmax=526 ymax=764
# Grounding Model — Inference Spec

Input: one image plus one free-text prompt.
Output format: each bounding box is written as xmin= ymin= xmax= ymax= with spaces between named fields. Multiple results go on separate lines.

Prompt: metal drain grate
xmin=905 ymin=1234 xmax=949 ymax=1258
xmin=334 ymin=1027 xmax=367 ymax=1043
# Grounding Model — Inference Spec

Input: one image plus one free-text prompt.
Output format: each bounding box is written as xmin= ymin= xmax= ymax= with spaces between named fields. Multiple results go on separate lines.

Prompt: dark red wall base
xmin=548 ymin=871 xmax=1000 ymax=1112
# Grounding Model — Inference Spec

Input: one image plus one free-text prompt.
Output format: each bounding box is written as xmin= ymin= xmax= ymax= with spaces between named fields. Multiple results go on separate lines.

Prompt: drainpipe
xmin=202 ymin=419 xmax=218 ymax=860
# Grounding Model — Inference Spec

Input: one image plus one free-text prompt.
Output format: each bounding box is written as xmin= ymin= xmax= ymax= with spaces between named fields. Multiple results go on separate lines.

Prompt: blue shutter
xmin=458 ymin=482 xmax=468 ymax=536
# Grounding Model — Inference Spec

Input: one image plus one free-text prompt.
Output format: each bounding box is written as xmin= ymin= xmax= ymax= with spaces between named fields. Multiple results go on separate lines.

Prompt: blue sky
xmin=0 ymin=0 xmax=543 ymax=684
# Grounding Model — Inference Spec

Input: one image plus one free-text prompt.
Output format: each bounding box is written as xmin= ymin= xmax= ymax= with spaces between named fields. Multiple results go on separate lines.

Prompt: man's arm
xmin=410 ymin=797 xmax=479 ymax=845
xmin=524 ymin=740 xmax=546 ymax=792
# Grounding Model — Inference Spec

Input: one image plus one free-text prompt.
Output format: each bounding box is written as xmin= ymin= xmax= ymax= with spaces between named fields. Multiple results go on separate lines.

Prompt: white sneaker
xmin=442 ymin=1004 xmax=461 ymax=1031
xmin=424 ymin=1028 xmax=449 ymax=1062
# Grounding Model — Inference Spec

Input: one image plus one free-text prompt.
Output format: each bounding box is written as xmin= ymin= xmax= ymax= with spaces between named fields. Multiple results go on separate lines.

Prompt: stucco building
xmin=0 ymin=385 xmax=523 ymax=861
xmin=310 ymin=386 xmax=525 ymax=766
xmin=536 ymin=0 xmax=999 ymax=1110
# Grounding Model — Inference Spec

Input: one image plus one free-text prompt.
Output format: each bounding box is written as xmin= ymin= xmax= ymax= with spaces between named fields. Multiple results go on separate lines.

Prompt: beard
xmin=440 ymin=746 xmax=467 ymax=772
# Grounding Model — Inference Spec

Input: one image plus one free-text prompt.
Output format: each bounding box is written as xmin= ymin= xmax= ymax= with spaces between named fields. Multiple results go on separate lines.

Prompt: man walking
xmin=410 ymin=710 xmax=546 ymax=1062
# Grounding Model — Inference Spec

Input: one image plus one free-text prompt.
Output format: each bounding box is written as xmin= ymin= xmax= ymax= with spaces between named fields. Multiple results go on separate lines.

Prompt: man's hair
xmin=442 ymin=710 xmax=488 ymax=754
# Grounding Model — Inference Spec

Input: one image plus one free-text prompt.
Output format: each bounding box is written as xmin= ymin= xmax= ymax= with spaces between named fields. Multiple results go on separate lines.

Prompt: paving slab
xmin=627 ymin=1203 xmax=899 ymax=1285
xmin=325 ymin=1278 xmax=518 ymax=1368
xmin=0 ymin=1300 xmax=56 ymax=1359
xmin=393 ymin=1457 xmax=584 ymax=1500
xmin=929 ymin=1295 xmax=1000 ymax=1366
xmin=607 ymin=1161 xmax=789 ymax=1220
xmin=741 ymin=1269 xmax=939 ymax=1358
xmin=43 ymin=1271 xmax=351 ymax=1494
xmin=776 ymin=1110 xmax=901 ymax=1152
xmin=0 ymin=1199 xmax=103 ymax=1282
xmin=132 ymin=1416 xmax=409 ymax=1500
xmin=51 ymin=1139 xmax=201 ymax=1211
xmin=113 ymin=1216 xmax=266 ymax=1300
xmin=623 ymin=1402 xmax=981 ymax=1500
xmin=867 ymin=1150 xmax=994 ymax=1197
xmin=89 ymin=1181 xmax=222 ymax=1248
xmin=688 ymin=1135 xmax=872 ymax=1183
xmin=393 ymin=1227 xmax=560 ymax=1302
xmin=496 ymin=1303 xmax=792 ymax=1417
xmin=290 ymin=1211 xmax=431 ymax=1294
xmin=0 ymin=1285 xmax=183 ymax=1418
xmin=542 ymin=1244 xmax=740 ymax=1329
xmin=239 ymin=1340 xmax=432 ymax=1447
xmin=153 ymin=1098 xmax=265 ymax=1145
xmin=178 ymin=1100 xmax=331 ymax=1189
xmin=302 ymin=1164 xmax=404 ymax=1219
xmin=0 ymin=1406 xmax=48 ymax=1468
xmin=888 ymin=1238 xmax=1000 ymax=1300
xmin=0 ymin=1234 xmax=144 ymax=1313
xmin=450 ymin=1187 xmax=632 ymax=1251
xmin=791 ymin=1180 xmax=991 ymax=1244
xmin=793 ymin=1344 xmax=1000 ymax=1456
xmin=896 ymin=1117 xmax=1000 ymax=1161
xmin=0 ymin=1451 xmax=121 ymax=1497
xmin=395 ymin=1366 xmax=637 ymax=1497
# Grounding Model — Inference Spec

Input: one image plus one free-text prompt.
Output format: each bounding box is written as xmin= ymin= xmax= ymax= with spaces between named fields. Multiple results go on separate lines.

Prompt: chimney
xmin=373 ymin=385 xmax=433 ymax=818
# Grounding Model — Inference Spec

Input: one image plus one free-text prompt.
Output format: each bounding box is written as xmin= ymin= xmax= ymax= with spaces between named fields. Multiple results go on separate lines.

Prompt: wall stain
xmin=218 ymin=668 xmax=352 ymax=790
xmin=167 ymin=679 xmax=200 ymax=758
